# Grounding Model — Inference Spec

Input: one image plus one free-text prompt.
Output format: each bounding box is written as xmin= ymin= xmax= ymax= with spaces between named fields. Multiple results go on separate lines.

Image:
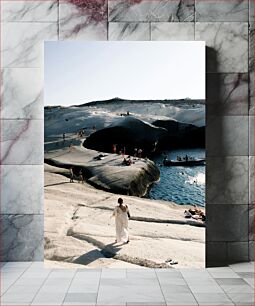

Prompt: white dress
xmin=113 ymin=205 xmax=129 ymax=243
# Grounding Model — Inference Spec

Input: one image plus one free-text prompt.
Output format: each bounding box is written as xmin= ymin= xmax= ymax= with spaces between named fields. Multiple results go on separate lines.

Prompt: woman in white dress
xmin=112 ymin=198 xmax=130 ymax=243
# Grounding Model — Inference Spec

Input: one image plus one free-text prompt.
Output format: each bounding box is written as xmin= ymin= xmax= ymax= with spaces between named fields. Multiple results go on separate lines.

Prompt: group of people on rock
xmin=69 ymin=167 xmax=84 ymax=184
xmin=184 ymin=206 xmax=206 ymax=222
xmin=112 ymin=145 xmax=144 ymax=159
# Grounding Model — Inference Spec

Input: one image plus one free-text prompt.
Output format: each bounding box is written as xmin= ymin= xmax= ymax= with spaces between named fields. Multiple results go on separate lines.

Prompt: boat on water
xmin=163 ymin=157 xmax=205 ymax=167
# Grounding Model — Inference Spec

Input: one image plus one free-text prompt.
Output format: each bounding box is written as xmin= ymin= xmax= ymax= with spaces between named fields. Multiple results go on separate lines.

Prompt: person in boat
xmin=134 ymin=148 xmax=138 ymax=157
xmin=112 ymin=144 xmax=117 ymax=154
xmin=138 ymin=148 xmax=143 ymax=158
xmin=185 ymin=155 xmax=188 ymax=162
xmin=111 ymin=198 xmax=130 ymax=244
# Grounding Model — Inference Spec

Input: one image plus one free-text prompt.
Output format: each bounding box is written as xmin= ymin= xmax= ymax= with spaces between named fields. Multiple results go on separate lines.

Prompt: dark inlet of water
xmin=148 ymin=148 xmax=205 ymax=207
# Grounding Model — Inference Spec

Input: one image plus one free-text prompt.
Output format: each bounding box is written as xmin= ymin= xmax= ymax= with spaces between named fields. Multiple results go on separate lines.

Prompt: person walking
xmin=112 ymin=198 xmax=130 ymax=244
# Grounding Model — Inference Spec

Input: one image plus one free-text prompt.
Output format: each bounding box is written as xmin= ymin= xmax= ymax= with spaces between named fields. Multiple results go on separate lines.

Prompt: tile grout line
xmin=29 ymin=267 xmax=53 ymax=305
xmin=154 ymin=269 xmax=167 ymax=306
xmin=212 ymin=274 xmax=246 ymax=306
xmin=95 ymin=268 xmax=102 ymax=306
xmin=1 ymin=262 xmax=33 ymax=296
xmin=61 ymin=268 xmax=78 ymax=305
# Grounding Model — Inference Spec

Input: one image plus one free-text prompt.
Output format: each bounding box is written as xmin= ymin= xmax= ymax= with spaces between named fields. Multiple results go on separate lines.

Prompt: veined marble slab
xmin=151 ymin=22 xmax=194 ymax=40
xmin=0 ymin=214 xmax=44 ymax=261
xmin=206 ymin=242 xmax=227 ymax=265
xmin=108 ymin=0 xmax=195 ymax=22
xmin=1 ymin=0 xmax=58 ymax=22
xmin=249 ymin=26 xmax=254 ymax=114
xmin=227 ymin=242 xmax=249 ymax=262
xmin=249 ymin=204 xmax=254 ymax=241
xmin=206 ymin=156 xmax=249 ymax=205
xmin=1 ymin=165 xmax=43 ymax=214
xmin=249 ymin=115 xmax=254 ymax=155
xmin=1 ymin=22 xmax=58 ymax=68
xmin=1 ymin=68 xmax=43 ymax=119
xmin=109 ymin=22 xmax=150 ymax=40
xmin=250 ymin=0 xmax=254 ymax=22
xmin=196 ymin=22 xmax=248 ymax=73
xmin=196 ymin=0 xmax=248 ymax=22
xmin=206 ymin=73 xmax=249 ymax=116
xmin=249 ymin=241 xmax=254 ymax=261
xmin=59 ymin=1 xmax=107 ymax=40
xmin=249 ymin=156 xmax=254 ymax=206
xmin=206 ymin=115 xmax=249 ymax=156
xmin=206 ymin=204 xmax=249 ymax=242
xmin=1 ymin=119 xmax=43 ymax=165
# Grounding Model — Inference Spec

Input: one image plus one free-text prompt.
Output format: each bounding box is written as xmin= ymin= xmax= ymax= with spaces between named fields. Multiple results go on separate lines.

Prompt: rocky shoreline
xmin=44 ymin=99 xmax=205 ymax=268
xmin=44 ymin=165 xmax=205 ymax=269
xmin=45 ymin=145 xmax=160 ymax=197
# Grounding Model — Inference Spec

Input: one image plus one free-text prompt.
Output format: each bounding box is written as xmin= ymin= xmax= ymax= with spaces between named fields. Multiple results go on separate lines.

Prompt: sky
xmin=44 ymin=41 xmax=205 ymax=106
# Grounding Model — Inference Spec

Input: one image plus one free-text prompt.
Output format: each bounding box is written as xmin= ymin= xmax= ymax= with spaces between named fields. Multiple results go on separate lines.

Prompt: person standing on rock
xmin=69 ymin=167 xmax=74 ymax=183
xmin=112 ymin=198 xmax=130 ymax=244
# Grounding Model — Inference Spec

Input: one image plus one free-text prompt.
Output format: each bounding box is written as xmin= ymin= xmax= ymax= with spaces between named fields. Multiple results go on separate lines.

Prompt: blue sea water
xmin=148 ymin=148 xmax=205 ymax=207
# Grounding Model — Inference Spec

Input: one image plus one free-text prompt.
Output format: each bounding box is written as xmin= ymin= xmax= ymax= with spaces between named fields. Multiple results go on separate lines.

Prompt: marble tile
xmin=101 ymin=268 xmax=126 ymax=279
xmin=249 ymin=26 xmax=254 ymax=114
xmin=206 ymin=204 xmax=249 ymax=242
xmin=31 ymin=291 xmax=66 ymax=305
xmin=248 ymin=204 xmax=254 ymax=241
xmin=160 ymin=284 xmax=191 ymax=294
xmin=1 ymin=1 xmax=58 ymax=22
xmin=206 ymin=157 xmax=249 ymax=204
xmin=108 ymin=0 xmax=195 ymax=22
xmin=1 ymin=165 xmax=43 ymax=214
xmin=249 ymin=70 xmax=254 ymax=114
xmin=1 ymin=22 xmax=58 ymax=68
xmin=227 ymin=292 xmax=254 ymax=305
xmin=196 ymin=22 xmax=248 ymax=73
xmin=249 ymin=115 xmax=254 ymax=155
xmin=64 ymin=293 xmax=97 ymax=303
xmin=249 ymin=157 xmax=254 ymax=205
xmin=249 ymin=25 xmax=254 ymax=72
xmin=0 ymin=215 xmax=44 ymax=261
xmin=151 ymin=22 xmax=194 ymax=40
xmin=126 ymin=269 xmax=156 ymax=278
xmin=227 ymin=242 xmax=249 ymax=263
xmin=230 ymin=262 xmax=254 ymax=272
xmin=1 ymin=290 xmax=36 ymax=304
xmin=196 ymin=0 xmax=248 ymax=22
xmin=109 ymin=22 xmax=150 ymax=40
xmin=125 ymin=286 xmax=165 ymax=303
xmin=96 ymin=286 xmax=129 ymax=304
xmin=243 ymin=276 xmax=254 ymax=288
xmin=206 ymin=116 xmax=249 ymax=156
xmin=162 ymin=293 xmax=198 ymax=305
xmin=249 ymin=241 xmax=254 ymax=261
xmin=206 ymin=73 xmax=249 ymax=116
xmin=1 ymin=119 xmax=43 ymax=165
xmin=59 ymin=1 xmax=107 ymax=40
xmin=250 ymin=0 xmax=254 ymax=22
xmin=1 ymin=68 xmax=43 ymax=119
xmin=192 ymin=293 xmax=234 ymax=305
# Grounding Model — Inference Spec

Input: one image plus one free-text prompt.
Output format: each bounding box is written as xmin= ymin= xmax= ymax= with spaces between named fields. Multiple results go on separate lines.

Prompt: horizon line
xmin=45 ymin=96 xmax=205 ymax=108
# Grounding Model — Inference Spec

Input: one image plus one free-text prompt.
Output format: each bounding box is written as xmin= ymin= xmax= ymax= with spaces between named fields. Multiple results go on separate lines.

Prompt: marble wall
xmin=0 ymin=0 xmax=253 ymax=266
